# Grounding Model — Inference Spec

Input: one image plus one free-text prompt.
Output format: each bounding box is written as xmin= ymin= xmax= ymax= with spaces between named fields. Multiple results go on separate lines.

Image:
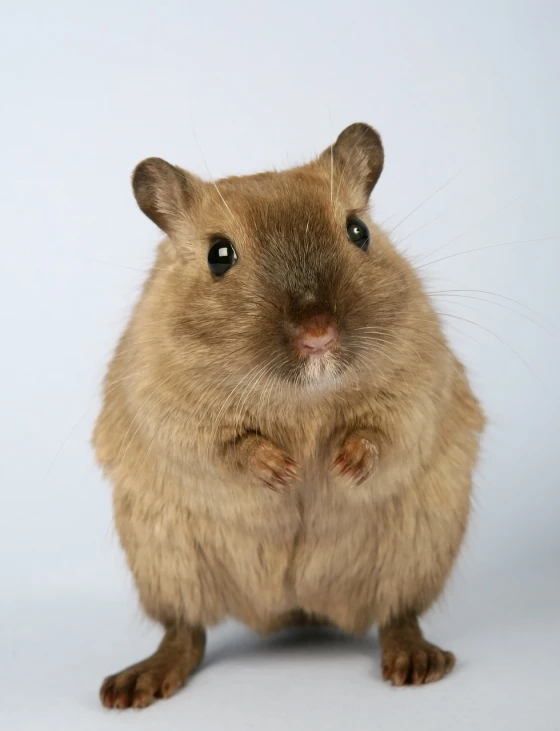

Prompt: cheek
xmin=336 ymin=281 xmax=375 ymax=332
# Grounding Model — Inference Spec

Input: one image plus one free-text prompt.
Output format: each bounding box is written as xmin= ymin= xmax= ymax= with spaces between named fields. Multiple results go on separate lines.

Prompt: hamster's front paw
xmin=331 ymin=435 xmax=378 ymax=486
xmin=250 ymin=441 xmax=302 ymax=493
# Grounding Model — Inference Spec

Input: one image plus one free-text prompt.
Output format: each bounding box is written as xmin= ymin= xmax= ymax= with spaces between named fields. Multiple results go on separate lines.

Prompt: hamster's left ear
xmin=132 ymin=157 xmax=203 ymax=240
xmin=318 ymin=123 xmax=384 ymax=205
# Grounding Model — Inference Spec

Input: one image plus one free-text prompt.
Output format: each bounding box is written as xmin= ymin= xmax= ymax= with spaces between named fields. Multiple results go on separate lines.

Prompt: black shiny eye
xmin=346 ymin=216 xmax=370 ymax=252
xmin=208 ymin=238 xmax=237 ymax=276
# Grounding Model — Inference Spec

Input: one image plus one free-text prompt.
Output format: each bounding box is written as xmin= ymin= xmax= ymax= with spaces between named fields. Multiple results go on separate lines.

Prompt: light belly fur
xmin=112 ymin=435 xmax=472 ymax=636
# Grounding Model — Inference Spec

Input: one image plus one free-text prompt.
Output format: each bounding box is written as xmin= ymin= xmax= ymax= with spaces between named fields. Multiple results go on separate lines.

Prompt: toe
xmin=100 ymin=679 xmax=116 ymax=709
xmin=382 ymin=652 xmax=395 ymax=681
xmin=425 ymin=650 xmax=446 ymax=683
xmin=444 ymin=651 xmax=456 ymax=674
xmin=101 ymin=670 xmax=138 ymax=710
xmin=132 ymin=671 xmax=157 ymax=708
xmin=411 ymin=650 xmax=429 ymax=685
xmin=160 ymin=669 xmax=185 ymax=699
xmin=392 ymin=651 xmax=410 ymax=686
xmin=131 ymin=690 xmax=154 ymax=709
xmin=113 ymin=688 xmax=133 ymax=709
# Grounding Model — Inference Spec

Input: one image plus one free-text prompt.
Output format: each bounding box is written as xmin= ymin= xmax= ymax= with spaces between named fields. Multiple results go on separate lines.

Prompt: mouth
xmin=277 ymin=307 xmax=346 ymax=388
xmin=290 ymin=347 xmax=343 ymax=390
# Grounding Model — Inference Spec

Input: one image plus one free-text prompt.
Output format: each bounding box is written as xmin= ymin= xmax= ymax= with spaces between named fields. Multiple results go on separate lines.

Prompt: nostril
xmin=294 ymin=324 xmax=339 ymax=355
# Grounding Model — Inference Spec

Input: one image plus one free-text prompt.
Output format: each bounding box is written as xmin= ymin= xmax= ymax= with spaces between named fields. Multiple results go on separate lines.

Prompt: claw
xmin=331 ymin=436 xmax=378 ymax=486
xmin=252 ymin=443 xmax=302 ymax=492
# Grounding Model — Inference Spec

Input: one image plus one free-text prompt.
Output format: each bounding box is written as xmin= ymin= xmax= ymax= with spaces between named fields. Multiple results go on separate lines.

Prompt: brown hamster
xmin=93 ymin=123 xmax=485 ymax=710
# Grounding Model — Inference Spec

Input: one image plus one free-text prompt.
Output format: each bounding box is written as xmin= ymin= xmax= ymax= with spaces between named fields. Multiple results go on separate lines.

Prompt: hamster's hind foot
xmin=100 ymin=624 xmax=206 ymax=710
xmin=379 ymin=614 xmax=455 ymax=686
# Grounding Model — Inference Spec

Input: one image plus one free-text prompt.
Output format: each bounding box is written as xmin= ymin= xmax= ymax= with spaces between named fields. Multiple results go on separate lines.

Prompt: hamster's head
xmin=132 ymin=123 xmax=421 ymax=395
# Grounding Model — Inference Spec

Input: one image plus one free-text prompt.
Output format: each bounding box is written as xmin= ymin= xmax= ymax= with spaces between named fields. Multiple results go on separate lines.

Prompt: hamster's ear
xmin=132 ymin=157 xmax=201 ymax=237
xmin=319 ymin=123 xmax=384 ymax=205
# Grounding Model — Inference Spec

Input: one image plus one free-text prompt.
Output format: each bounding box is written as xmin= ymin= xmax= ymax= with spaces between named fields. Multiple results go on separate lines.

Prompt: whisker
xmin=388 ymin=172 xmax=461 ymax=236
xmin=208 ymin=359 xmax=271 ymax=450
xmin=43 ymin=370 xmax=144 ymax=480
xmin=117 ymin=371 xmax=178 ymax=463
xmin=429 ymin=292 xmax=555 ymax=336
xmin=413 ymin=184 xmax=539 ymax=264
xmin=427 ymin=287 xmax=559 ymax=333
xmin=191 ymin=124 xmax=237 ymax=226
xmin=439 ymin=312 xmax=546 ymax=389
xmin=416 ymin=236 xmax=558 ymax=270
xmin=86 ymin=258 xmax=168 ymax=274
xmin=330 ymin=143 xmax=334 ymax=204
xmin=395 ymin=215 xmax=442 ymax=247
xmin=136 ymin=401 xmax=181 ymax=471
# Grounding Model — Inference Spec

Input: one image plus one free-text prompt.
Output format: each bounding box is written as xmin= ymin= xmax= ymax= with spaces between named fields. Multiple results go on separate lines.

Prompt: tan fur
xmin=93 ymin=123 xmax=485 ymax=704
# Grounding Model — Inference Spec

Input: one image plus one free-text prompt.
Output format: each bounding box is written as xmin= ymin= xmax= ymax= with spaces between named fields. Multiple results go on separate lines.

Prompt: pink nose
xmin=294 ymin=320 xmax=339 ymax=356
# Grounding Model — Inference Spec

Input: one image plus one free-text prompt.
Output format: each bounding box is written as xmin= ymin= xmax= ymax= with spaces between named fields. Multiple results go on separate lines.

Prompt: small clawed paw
xmin=100 ymin=665 xmax=186 ymax=710
xmin=252 ymin=444 xmax=302 ymax=493
xmin=382 ymin=645 xmax=455 ymax=686
xmin=331 ymin=436 xmax=378 ymax=486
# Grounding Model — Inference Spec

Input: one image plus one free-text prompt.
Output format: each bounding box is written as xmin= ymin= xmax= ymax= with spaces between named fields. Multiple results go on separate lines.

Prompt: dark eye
xmin=346 ymin=216 xmax=370 ymax=252
xmin=208 ymin=238 xmax=238 ymax=276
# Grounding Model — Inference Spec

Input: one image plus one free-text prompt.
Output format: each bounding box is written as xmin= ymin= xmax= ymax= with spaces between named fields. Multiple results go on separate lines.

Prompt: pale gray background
xmin=1 ymin=1 xmax=559 ymax=729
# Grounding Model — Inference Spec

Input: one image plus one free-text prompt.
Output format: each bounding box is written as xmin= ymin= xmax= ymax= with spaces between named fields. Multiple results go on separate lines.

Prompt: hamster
xmin=93 ymin=123 xmax=485 ymax=710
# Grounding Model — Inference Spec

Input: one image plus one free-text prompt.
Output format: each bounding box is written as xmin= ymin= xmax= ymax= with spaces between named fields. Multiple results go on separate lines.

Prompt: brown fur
xmin=93 ymin=123 xmax=485 ymax=708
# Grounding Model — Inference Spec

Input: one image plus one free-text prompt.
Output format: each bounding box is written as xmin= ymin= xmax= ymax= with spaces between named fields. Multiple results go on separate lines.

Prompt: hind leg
xmin=100 ymin=624 xmax=206 ymax=709
xmin=379 ymin=614 xmax=455 ymax=686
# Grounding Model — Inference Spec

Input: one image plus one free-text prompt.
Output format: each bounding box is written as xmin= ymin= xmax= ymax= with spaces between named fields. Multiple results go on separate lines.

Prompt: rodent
xmin=93 ymin=122 xmax=485 ymax=709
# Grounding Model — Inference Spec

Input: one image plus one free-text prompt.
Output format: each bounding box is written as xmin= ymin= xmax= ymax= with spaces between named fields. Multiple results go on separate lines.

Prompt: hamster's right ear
xmin=132 ymin=157 xmax=201 ymax=238
xmin=318 ymin=123 xmax=384 ymax=207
